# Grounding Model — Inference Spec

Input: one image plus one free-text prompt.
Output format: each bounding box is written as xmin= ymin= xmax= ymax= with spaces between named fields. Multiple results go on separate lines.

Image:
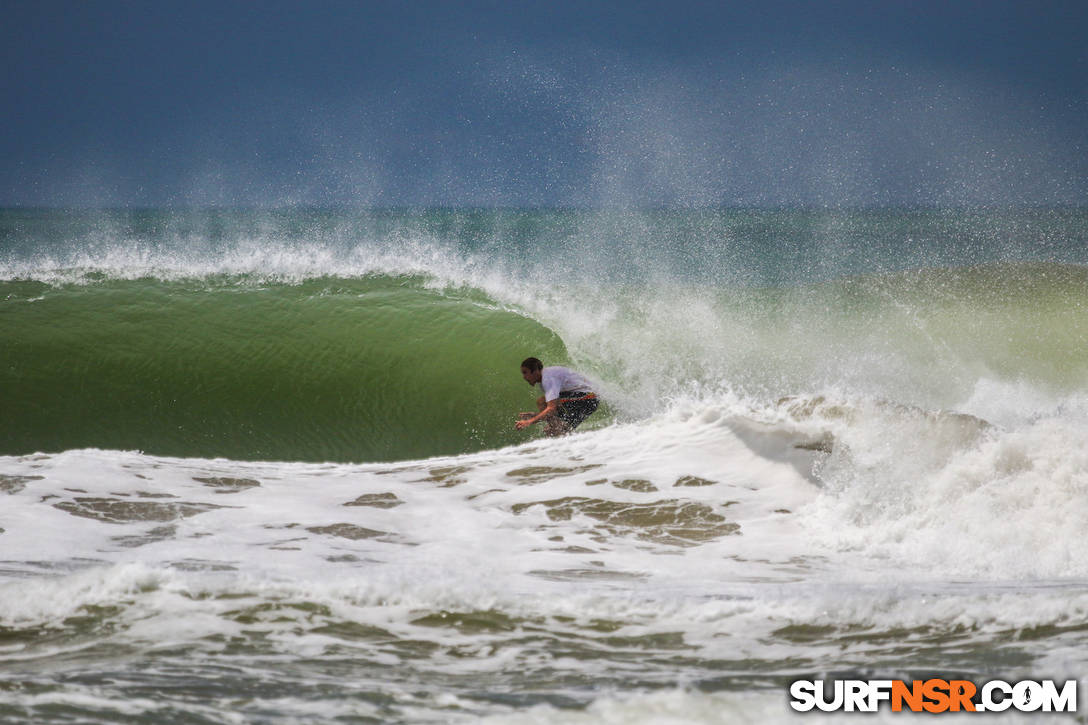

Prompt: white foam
xmin=776 ymin=388 xmax=1088 ymax=580
xmin=475 ymin=687 xmax=1024 ymax=725
xmin=2 ymin=404 xmax=1087 ymax=637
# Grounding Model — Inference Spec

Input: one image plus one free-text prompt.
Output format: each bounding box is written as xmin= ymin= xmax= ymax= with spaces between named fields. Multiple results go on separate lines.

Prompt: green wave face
xmin=1 ymin=276 xmax=566 ymax=462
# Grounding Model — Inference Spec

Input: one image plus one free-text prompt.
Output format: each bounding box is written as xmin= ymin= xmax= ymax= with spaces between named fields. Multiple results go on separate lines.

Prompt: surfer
xmin=515 ymin=357 xmax=599 ymax=436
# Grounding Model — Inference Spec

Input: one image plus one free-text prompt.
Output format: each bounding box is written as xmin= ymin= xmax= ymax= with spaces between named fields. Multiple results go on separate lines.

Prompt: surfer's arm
xmin=515 ymin=399 xmax=558 ymax=430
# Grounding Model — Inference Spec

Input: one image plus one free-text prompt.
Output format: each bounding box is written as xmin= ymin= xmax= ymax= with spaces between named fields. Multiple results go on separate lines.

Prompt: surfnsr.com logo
xmin=789 ymin=679 xmax=1078 ymax=713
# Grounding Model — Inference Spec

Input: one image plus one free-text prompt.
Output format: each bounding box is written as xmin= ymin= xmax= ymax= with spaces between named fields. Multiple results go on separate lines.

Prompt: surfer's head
xmin=520 ymin=357 xmax=543 ymax=385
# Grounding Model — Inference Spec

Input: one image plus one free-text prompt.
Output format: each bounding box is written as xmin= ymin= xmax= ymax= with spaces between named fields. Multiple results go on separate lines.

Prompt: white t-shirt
xmin=540 ymin=366 xmax=594 ymax=402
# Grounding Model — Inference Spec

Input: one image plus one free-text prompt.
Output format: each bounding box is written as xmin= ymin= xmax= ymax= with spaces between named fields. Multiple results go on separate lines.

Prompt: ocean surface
xmin=1 ymin=207 xmax=1087 ymax=723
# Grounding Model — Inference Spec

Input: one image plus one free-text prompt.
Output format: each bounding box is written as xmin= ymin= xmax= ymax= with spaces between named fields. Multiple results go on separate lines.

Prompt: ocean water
xmin=1 ymin=207 xmax=1087 ymax=723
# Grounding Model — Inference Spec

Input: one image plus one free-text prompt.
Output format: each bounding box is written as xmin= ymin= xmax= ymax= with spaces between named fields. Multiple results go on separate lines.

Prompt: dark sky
xmin=3 ymin=0 xmax=1086 ymax=207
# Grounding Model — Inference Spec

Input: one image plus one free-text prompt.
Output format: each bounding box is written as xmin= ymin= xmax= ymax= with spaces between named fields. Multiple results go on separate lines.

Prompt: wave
xmin=3 ymin=260 xmax=1087 ymax=462
xmin=0 ymin=275 xmax=574 ymax=462
xmin=3 ymin=204 xmax=1087 ymax=465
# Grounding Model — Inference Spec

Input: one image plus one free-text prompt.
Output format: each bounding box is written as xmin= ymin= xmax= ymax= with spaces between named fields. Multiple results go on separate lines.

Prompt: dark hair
xmin=520 ymin=357 xmax=543 ymax=371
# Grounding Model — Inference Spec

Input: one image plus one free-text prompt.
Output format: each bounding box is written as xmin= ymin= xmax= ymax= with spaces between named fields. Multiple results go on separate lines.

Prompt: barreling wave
xmin=3 ymin=259 xmax=1087 ymax=463
xmin=3 ymin=201 xmax=1087 ymax=465
xmin=0 ymin=274 xmax=570 ymax=462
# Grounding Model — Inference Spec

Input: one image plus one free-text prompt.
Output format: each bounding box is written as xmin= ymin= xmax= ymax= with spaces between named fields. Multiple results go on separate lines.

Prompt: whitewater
xmin=1 ymin=207 xmax=1087 ymax=723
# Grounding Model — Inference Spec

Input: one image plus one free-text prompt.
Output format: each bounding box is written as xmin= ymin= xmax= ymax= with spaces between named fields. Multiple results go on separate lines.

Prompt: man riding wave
xmin=515 ymin=357 xmax=599 ymax=436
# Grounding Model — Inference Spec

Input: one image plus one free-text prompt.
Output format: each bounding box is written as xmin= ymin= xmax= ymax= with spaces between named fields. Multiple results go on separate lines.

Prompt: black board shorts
xmin=556 ymin=391 xmax=599 ymax=430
